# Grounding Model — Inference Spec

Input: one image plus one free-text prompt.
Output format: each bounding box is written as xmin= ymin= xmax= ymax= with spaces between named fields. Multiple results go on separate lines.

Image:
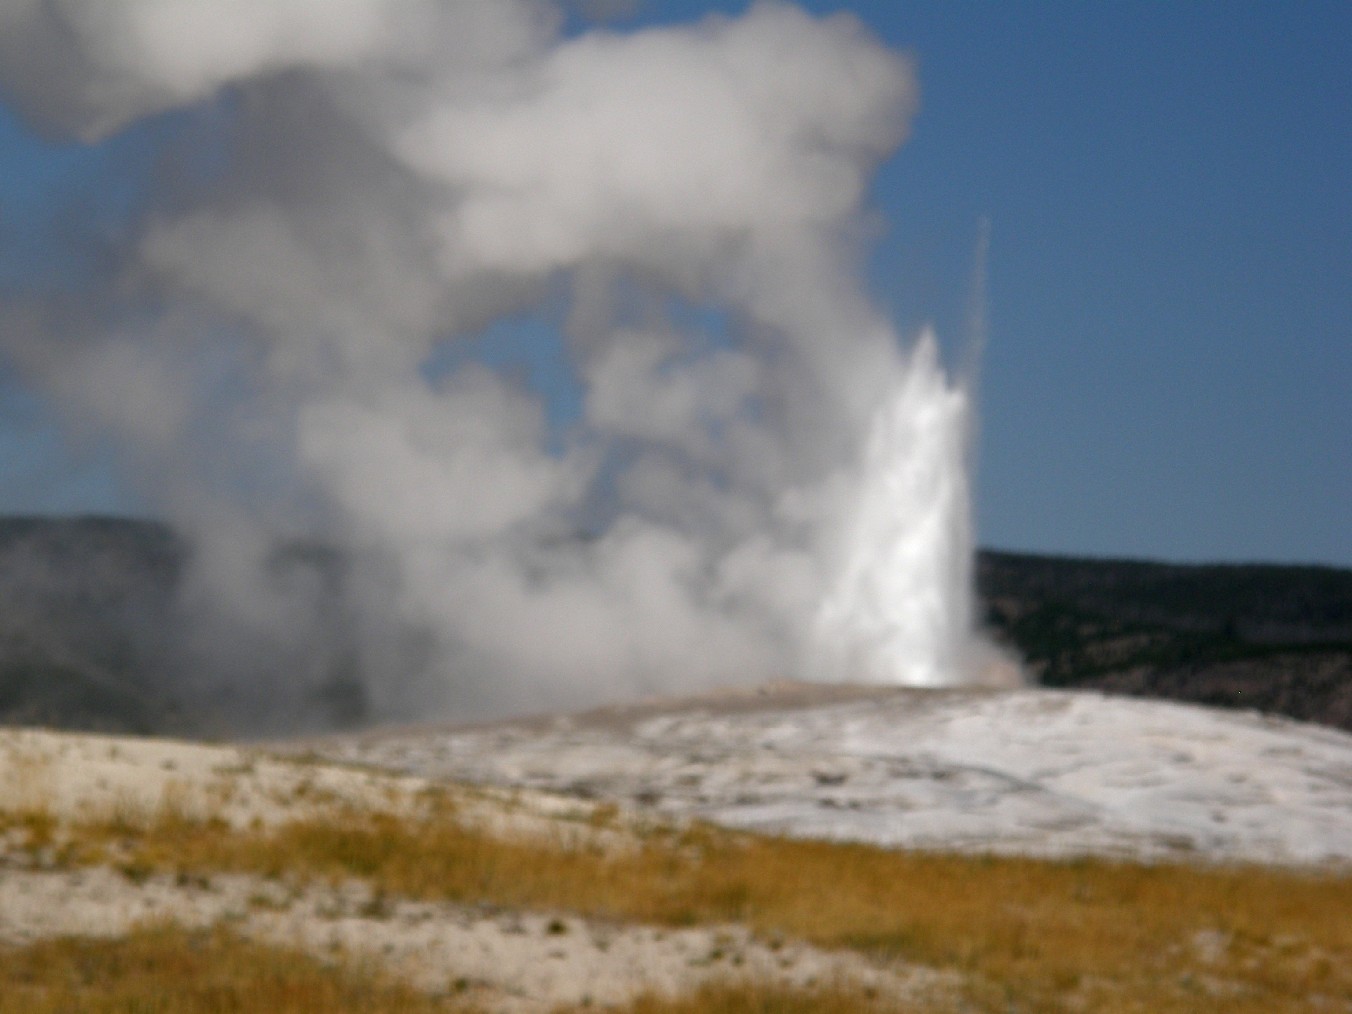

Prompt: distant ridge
xmin=978 ymin=550 xmax=1352 ymax=730
xmin=0 ymin=516 xmax=1348 ymax=735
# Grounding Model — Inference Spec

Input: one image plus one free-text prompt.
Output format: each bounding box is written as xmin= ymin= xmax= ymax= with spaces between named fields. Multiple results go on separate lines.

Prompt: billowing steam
xmin=0 ymin=1 xmax=1008 ymax=728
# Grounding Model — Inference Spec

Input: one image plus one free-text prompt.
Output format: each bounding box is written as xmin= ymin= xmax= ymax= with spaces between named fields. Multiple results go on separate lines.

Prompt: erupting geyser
xmin=0 ymin=1 xmax=1006 ymax=726
xmin=814 ymin=331 xmax=976 ymax=687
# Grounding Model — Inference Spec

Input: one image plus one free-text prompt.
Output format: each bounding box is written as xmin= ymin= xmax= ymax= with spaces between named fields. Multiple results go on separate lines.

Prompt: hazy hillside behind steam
xmin=1 ymin=515 xmax=1350 ymax=737
xmin=0 ymin=517 xmax=364 ymax=736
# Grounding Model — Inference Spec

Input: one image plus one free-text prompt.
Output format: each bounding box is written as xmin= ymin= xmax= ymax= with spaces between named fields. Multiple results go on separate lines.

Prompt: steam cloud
xmin=0 ymin=1 xmax=1008 ymax=728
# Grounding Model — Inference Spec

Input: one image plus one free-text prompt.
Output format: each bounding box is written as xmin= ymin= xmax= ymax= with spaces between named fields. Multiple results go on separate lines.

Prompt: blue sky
xmin=0 ymin=1 xmax=1348 ymax=566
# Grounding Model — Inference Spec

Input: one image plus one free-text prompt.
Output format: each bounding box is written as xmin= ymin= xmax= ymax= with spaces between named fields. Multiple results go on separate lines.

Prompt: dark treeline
xmin=978 ymin=550 xmax=1352 ymax=731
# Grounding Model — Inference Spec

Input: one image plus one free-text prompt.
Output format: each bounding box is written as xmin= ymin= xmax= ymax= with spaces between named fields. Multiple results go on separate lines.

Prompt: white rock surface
xmin=311 ymin=684 xmax=1352 ymax=866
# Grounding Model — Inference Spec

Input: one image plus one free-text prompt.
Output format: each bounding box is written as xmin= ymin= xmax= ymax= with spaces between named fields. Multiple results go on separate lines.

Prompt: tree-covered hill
xmin=978 ymin=550 xmax=1352 ymax=730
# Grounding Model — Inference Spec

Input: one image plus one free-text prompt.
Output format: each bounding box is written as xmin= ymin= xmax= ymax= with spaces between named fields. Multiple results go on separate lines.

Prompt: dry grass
xmin=4 ymin=792 xmax=1349 ymax=1013
xmin=0 ymin=922 xmax=897 ymax=1014
xmin=557 ymin=979 xmax=900 ymax=1013
xmin=4 ymin=731 xmax=1350 ymax=1014
xmin=0 ymin=923 xmax=474 ymax=1014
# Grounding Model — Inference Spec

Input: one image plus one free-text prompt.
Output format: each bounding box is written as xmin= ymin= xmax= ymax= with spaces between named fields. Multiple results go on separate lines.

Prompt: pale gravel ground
xmin=0 ymin=867 xmax=950 ymax=1012
xmin=7 ymin=682 xmax=1351 ymax=1009
xmin=0 ymin=725 xmax=608 ymax=841
xmin=0 ymin=722 xmax=948 ymax=1012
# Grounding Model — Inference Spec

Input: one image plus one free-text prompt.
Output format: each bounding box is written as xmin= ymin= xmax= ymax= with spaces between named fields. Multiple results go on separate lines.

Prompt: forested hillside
xmin=978 ymin=550 xmax=1352 ymax=731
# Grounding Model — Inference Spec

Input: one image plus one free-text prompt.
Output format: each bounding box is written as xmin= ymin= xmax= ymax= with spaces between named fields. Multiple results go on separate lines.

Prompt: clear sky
xmin=0 ymin=1 xmax=1347 ymax=567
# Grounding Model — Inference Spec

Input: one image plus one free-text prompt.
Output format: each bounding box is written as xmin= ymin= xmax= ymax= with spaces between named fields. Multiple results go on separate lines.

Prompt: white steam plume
xmin=0 ymin=1 xmax=1010 ymax=727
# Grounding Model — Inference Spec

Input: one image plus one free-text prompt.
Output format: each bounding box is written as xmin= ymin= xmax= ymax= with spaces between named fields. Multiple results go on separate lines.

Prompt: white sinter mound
xmin=312 ymin=684 xmax=1352 ymax=867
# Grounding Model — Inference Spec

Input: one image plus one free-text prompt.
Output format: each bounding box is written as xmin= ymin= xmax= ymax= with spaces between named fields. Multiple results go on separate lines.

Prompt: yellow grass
xmin=0 ymin=923 xmax=894 ymax=1014
xmin=0 ymin=923 xmax=473 ymax=1014
xmin=3 ymin=783 xmax=1349 ymax=1011
xmin=560 ymin=980 xmax=902 ymax=1013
